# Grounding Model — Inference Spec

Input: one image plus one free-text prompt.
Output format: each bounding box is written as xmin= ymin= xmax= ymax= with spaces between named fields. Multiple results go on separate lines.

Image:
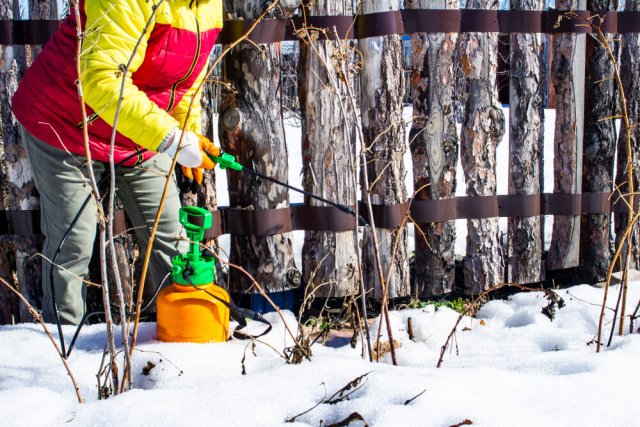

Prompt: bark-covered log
xmin=580 ymin=0 xmax=617 ymax=281
xmin=298 ymin=2 xmax=359 ymax=297
xmin=360 ymin=0 xmax=409 ymax=299
xmin=547 ymin=0 xmax=586 ymax=271
xmin=508 ymin=0 xmax=545 ymax=283
xmin=0 ymin=0 xmax=44 ymax=323
xmin=220 ymin=1 xmax=300 ymax=295
xmin=407 ymin=0 xmax=459 ymax=297
xmin=0 ymin=2 xmax=15 ymax=323
xmin=458 ymin=0 xmax=505 ymax=294
xmin=615 ymin=0 xmax=640 ymax=269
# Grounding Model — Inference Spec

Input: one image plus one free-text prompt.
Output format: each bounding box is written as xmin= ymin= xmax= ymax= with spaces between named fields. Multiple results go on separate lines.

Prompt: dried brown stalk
xmin=72 ymin=0 xmax=118 ymax=395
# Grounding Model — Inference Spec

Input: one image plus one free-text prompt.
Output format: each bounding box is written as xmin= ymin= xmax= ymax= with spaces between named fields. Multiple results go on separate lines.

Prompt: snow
xmin=1 ymin=283 xmax=639 ymax=426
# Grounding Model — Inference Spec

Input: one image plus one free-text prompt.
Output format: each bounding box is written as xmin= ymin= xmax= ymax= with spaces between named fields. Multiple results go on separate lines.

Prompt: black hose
xmin=244 ymin=168 xmax=369 ymax=226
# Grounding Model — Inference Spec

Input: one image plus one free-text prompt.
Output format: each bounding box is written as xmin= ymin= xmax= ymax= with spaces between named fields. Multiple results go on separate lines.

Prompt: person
xmin=11 ymin=0 xmax=223 ymax=325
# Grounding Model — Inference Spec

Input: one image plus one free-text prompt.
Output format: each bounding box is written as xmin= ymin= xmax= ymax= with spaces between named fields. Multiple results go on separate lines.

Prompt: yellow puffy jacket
xmin=13 ymin=0 xmax=222 ymax=165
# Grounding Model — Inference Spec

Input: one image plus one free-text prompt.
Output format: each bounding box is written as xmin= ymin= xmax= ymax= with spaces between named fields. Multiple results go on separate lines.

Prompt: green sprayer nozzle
xmin=208 ymin=151 xmax=243 ymax=171
xmin=171 ymin=206 xmax=216 ymax=286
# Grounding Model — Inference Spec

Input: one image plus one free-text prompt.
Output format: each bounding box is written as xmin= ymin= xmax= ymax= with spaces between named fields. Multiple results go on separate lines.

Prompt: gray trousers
xmin=22 ymin=127 xmax=187 ymax=325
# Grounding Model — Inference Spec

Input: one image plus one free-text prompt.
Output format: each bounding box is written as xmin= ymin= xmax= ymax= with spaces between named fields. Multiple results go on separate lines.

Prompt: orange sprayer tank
xmin=156 ymin=206 xmax=230 ymax=343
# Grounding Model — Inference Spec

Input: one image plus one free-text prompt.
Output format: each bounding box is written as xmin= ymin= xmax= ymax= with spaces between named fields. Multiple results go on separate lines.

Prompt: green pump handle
xmin=172 ymin=206 xmax=216 ymax=286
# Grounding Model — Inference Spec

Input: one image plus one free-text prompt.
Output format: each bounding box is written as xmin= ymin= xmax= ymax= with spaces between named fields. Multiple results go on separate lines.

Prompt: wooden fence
xmin=1 ymin=3 xmax=639 ymax=323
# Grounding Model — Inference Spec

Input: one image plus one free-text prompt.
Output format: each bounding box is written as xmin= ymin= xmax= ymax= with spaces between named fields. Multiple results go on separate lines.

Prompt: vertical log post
xmin=220 ymin=1 xmax=300 ymax=300
xmin=580 ymin=0 xmax=617 ymax=281
xmin=547 ymin=0 xmax=586 ymax=271
xmin=360 ymin=0 xmax=410 ymax=299
xmin=615 ymin=0 xmax=640 ymax=268
xmin=408 ymin=0 xmax=460 ymax=297
xmin=299 ymin=2 xmax=359 ymax=298
xmin=0 ymin=0 xmax=47 ymax=322
xmin=508 ymin=0 xmax=545 ymax=283
xmin=0 ymin=0 xmax=17 ymax=323
xmin=458 ymin=0 xmax=505 ymax=294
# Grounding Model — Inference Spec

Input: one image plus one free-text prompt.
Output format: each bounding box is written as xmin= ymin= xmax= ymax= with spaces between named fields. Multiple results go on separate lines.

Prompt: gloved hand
xmin=161 ymin=129 xmax=221 ymax=193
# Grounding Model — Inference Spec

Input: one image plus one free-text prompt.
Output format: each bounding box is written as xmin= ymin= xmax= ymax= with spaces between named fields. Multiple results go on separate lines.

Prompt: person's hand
xmin=161 ymin=129 xmax=222 ymax=193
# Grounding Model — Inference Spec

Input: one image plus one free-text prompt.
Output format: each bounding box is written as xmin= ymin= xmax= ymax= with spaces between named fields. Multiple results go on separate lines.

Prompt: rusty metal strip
xmin=113 ymin=210 xmax=127 ymax=236
xmin=0 ymin=210 xmax=41 ymax=236
xmin=582 ymin=192 xmax=611 ymax=214
xmin=498 ymin=194 xmax=541 ymax=217
xmin=221 ymin=207 xmax=293 ymax=236
xmin=5 ymin=192 xmax=640 ymax=240
xmin=359 ymin=201 xmax=410 ymax=229
xmin=458 ymin=196 xmax=500 ymax=219
xmin=6 ymin=11 xmax=640 ymax=47
xmin=543 ymin=193 xmax=583 ymax=215
xmin=0 ymin=19 xmax=61 ymax=45
xmin=355 ymin=11 xmax=405 ymax=39
xmin=410 ymin=199 xmax=457 ymax=223
xmin=611 ymin=194 xmax=640 ymax=213
xmin=617 ymin=11 xmax=640 ymax=34
xmin=291 ymin=205 xmax=356 ymax=232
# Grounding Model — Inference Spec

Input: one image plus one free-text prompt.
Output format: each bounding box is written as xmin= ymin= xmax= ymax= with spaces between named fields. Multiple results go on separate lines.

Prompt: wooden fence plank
xmin=299 ymin=2 xmax=359 ymax=298
xmin=0 ymin=0 xmax=45 ymax=323
xmin=360 ymin=0 xmax=410 ymax=299
xmin=547 ymin=0 xmax=586 ymax=271
xmin=508 ymin=0 xmax=546 ymax=282
xmin=408 ymin=0 xmax=460 ymax=297
xmin=220 ymin=1 xmax=299 ymax=297
xmin=580 ymin=0 xmax=617 ymax=281
xmin=459 ymin=0 xmax=505 ymax=294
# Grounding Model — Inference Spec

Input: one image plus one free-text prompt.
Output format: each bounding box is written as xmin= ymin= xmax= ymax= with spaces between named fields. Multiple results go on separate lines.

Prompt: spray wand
xmin=208 ymin=151 xmax=367 ymax=225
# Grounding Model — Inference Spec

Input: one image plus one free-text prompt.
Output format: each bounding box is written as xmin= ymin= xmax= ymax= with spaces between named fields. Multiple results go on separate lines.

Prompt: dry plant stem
xmin=597 ymin=211 xmax=640 ymax=350
xmin=128 ymin=0 xmax=281 ymax=364
xmin=336 ymin=43 xmax=397 ymax=366
xmin=581 ymin=12 xmax=636 ymax=350
xmin=0 ymin=277 xmax=84 ymax=403
xmin=607 ymin=274 xmax=626 ymax=347
xmin=109 ymin=1 xmax=164 ymax=394
xmin=631 ymin=298 xmax=640 ymax=333
xmin=73 ymin=0 xmax=118 ymax=393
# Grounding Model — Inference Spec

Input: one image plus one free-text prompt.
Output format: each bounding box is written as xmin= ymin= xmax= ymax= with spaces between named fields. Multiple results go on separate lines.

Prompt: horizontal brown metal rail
xmin=2 ymin=10 xmax=640 ymax=45
xmin=1 ymin=192 xmax=635 ymax=238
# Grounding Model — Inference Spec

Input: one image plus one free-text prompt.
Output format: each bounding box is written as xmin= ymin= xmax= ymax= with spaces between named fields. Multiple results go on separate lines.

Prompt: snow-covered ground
xmin=1 ymin=283 xmax=638 ymax=426
xmin=3 ymin=108 xmax=636 ymax=426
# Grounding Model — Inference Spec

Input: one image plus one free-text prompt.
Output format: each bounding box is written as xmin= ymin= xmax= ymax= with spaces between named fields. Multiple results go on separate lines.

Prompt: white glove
xmin=160 ymin=128 xmax=204 ymax=168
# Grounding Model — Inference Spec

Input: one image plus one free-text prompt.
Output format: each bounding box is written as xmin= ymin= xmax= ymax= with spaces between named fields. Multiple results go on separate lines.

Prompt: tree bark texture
xmin=547 ymin=0 xmax=586 ymax=271
xmin=580 ymin=0 xmax=618 ymax=281
xmin=407 ymin=0 xmax=459 ymax=297
xmin=458 ymin=0 xmax=505 ymax=295
xmin=298 ymin=2 xmax=359 ymax=298
xmin=0 ymin=1 xmax=15 ymax=323
xmin=615 ymin=0 xmax=640 ymax=269
xmin=220 ymin=1 xmax=299 ymax=294
xmin=360 ymin=0 xmax=409 ymax=299
xmin=0 ymin=1 xmax=43 ymax=323
xmin=508 ymin=0 xmax=545 ymax=283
